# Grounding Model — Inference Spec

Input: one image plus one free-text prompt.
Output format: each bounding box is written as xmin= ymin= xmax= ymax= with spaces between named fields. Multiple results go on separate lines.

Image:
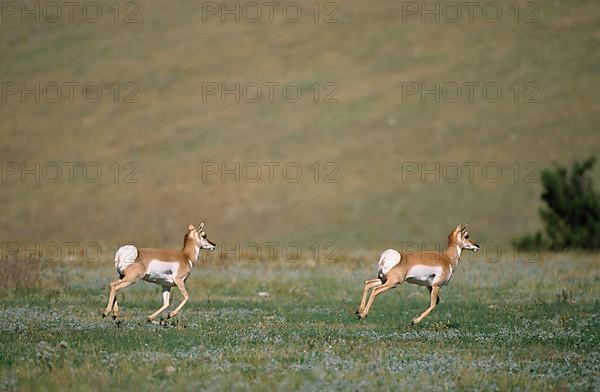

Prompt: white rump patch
xmin=114 ymin=245 xmax=138 ymax=275
xmin=378 ymin=249 xmax=401 ymax=276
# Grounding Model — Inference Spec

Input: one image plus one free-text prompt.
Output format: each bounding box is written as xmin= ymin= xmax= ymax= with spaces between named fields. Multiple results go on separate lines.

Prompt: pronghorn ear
xmin=454 ymin=224 xmax=462 ymax=233
xmin=188 ymin=224 xmax=195 ymax=231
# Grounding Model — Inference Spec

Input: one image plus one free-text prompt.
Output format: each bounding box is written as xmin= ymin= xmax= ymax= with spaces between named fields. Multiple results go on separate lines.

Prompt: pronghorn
xmin=102 ymin=223 xmax=216 ymax=321
xmin=356 ymin=224 xmax=479 ymax=324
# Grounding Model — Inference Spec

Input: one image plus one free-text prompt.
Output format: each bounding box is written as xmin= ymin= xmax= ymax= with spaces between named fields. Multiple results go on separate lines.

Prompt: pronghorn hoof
xmin=102 ymin=312 xmax=107 ymax=318
xmin=168 ymin=312 xmax=176 ymax=319
xmin=112 ymin=315 xmax=117 ymax=320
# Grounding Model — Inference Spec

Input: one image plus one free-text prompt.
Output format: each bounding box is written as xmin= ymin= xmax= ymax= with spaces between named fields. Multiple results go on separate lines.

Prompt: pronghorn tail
xmin=114 ymin=245 xmax=138 ymax=276
xmin=377 ymin=249 xmax=401 ymax=280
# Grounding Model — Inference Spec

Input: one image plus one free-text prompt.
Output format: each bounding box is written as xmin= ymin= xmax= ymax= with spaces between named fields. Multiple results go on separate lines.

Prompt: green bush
xmin=513 ymin=157 xmax=600 ymax=251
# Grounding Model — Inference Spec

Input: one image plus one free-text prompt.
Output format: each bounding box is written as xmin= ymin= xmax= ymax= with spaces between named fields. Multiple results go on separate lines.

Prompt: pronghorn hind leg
xmin=168 ymin=279 xmax=189 ymax=319
xmin=357 ymin=281 xmax=396 ymax=319
xmin=102 ymin=265 xmax=144 ymax=318
xmin=428 ymin=286 xmax=440 ymax=304
xmin=112 ymin=296 xmax=119 ymax=319
xmin=356 ymin=278 xmax=382 ymax=315
xmin=412 ymin=285 xmax=440 ymax=325
xmin=103 ymin=279 xmax=135 ymax=317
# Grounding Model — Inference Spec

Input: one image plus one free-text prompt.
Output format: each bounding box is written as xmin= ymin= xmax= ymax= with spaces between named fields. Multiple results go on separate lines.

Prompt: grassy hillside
xmin=2 ymin=0 xmax=599 ymax=251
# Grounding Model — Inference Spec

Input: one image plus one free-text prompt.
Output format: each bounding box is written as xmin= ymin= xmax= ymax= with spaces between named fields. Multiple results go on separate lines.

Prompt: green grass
xmin=0 ymin=253 xmax=598 ymax=390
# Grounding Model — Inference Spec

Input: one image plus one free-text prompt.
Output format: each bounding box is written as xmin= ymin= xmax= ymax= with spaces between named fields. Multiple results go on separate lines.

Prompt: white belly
xmin=406 ymin=265 xmax=443 ymax=286
xmin=143 ymin=260 xmax=179 ymax=286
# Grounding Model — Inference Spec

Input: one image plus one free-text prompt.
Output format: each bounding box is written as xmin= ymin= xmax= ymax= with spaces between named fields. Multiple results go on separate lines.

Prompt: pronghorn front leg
xmin=147 ymin=286 xmax=171 ymax=322
xmin=168 ymin=279 xmax=189 ymax=319
xmin=411 ymin=285 xmax=440 ymax=325
xmin=357 ymin=282 xmax=395 ymax=319
xmin=356 ymin=278 xmax=382 ymax=315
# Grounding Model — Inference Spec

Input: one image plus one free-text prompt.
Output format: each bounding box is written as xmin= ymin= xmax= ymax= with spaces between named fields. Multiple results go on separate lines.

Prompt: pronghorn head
xmin=450 ymin=224 xmax=480 ymax=252
xmin=186 ymin=222 xmax=216 ymax=251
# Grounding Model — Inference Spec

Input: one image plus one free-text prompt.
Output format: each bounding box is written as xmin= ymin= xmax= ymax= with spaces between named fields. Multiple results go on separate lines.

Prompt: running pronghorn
xmin=356 ymin=224 xmax=479 ymax=324
xmin=102 ymin=223 xmax=216 ymax=321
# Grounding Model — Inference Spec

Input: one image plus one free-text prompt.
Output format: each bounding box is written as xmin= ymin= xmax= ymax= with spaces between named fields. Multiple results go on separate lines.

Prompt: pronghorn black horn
xmin=197 ymin=222 xmax=205 ymax=231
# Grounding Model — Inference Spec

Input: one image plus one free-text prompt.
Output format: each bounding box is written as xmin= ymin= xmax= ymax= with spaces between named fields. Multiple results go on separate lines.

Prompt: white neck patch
xmin=452 ymin=245 xmax=462 ymax=262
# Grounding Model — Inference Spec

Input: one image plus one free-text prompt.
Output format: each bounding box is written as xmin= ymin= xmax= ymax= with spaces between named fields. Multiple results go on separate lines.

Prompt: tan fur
xmin=102 ymin=223 xmax=216 ymax=321
xmin=356 ymin=224 xmax=479 ymax=325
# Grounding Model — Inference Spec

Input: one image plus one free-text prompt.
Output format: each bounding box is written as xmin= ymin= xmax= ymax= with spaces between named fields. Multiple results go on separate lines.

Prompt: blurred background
xmin=1 ymin=0 xmax=599 ymax=255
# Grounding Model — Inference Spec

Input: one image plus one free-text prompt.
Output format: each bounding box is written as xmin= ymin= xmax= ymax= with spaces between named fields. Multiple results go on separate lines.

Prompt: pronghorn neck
xmin=446 ymin=241 xmax=462 ymax=266
xmin=182 ymin=240 xmax=200 ymax=264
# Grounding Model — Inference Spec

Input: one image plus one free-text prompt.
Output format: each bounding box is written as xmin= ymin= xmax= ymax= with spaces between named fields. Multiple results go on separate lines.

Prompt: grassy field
xmin=2 ymin=0 xmax=599 ymax=390
xmin=0 ymin=252 xmax=598 ymax=390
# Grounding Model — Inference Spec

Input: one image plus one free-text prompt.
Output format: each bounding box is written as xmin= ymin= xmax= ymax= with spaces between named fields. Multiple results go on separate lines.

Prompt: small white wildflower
xmin=165 ymin=365 xmax=176 ymax=375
